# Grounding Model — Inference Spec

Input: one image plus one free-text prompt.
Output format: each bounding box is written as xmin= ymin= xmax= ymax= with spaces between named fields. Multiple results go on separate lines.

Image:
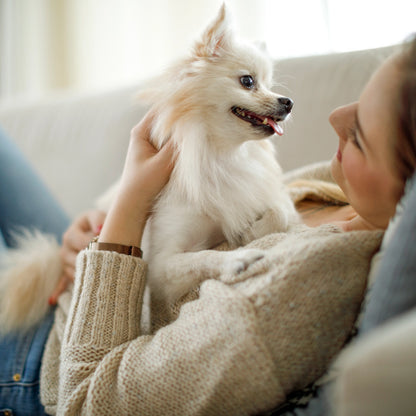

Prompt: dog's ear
xmin=193 ymin=3 xmax=233 ymax=58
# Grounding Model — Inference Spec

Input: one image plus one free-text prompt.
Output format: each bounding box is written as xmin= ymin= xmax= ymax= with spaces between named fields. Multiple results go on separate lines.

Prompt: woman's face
xmin=330 ymin=55 xmax=404 ymax=229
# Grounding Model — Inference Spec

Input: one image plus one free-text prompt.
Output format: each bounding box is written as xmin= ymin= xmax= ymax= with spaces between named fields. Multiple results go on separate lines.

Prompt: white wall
xmin=0 ymin=0 xmax=415 ymax=99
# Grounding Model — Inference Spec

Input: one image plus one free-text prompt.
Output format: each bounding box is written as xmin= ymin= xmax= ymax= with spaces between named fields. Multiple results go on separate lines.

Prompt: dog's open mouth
xmin=231 ymin=106 xmax=284 ymax=136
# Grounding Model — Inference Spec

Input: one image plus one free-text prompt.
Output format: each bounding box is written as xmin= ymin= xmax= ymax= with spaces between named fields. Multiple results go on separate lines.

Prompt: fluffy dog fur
xmin=0 ymin=4 xmax=298 ymax=333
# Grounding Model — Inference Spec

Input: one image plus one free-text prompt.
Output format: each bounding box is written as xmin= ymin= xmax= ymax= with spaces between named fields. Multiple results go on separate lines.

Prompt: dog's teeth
xmin=263 ymin=118 xmax=268 ymax=125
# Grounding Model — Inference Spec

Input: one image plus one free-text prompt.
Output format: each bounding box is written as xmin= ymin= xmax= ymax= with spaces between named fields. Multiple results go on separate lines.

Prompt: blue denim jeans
xmin=0 ymin=126 xmax=70 ymax=415
xmin=0 ymin=126 xmax=69 ymax=250
xmin=0 ymin=309 xmax=55 ymax=416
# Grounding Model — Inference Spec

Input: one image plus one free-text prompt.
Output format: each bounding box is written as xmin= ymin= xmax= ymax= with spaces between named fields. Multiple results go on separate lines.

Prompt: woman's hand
xmin=49 ymin=209 xmax=107 ymax=304
xmin=52 ymin=210 xmax=106 ymax=303
xmin=99 ymin=110 xmax=176 ymax=247
xmin=119 ymin=111 xmax=176 ymax=215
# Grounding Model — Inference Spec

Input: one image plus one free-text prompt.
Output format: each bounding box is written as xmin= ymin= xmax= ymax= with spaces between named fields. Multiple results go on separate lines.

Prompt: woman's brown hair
xmin=396 ymin=35 xmax=416 ymax=183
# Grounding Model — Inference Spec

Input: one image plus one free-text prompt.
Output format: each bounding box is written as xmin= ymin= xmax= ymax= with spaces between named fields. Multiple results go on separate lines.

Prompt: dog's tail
xmin=0 ymin=230 xmax=62 ymax=334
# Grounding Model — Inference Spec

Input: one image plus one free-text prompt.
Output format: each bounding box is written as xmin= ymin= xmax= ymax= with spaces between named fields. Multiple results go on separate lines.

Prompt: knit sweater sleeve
xmin=57 ymin=249 xmax=282 ymax=415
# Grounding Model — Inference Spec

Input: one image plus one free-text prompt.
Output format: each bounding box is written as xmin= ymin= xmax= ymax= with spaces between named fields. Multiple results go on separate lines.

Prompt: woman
xmin=1 ymin=38 xmax=415 ymax=415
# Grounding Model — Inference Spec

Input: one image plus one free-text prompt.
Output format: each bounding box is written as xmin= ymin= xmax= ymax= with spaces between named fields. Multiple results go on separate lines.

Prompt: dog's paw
xmin=240 ymin=209 xmax=291 ymax=245
xmin=221 ymin=248 xmax=265 ymax=283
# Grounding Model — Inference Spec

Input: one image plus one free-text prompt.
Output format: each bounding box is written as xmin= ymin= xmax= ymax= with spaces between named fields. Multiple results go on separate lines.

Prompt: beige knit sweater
xmin=39 ymin=162 xmax=384 ymax=415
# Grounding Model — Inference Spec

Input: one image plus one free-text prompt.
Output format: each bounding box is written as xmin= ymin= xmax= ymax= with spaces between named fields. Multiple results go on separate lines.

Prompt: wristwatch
xmin=88 ymin=236 xmax=143 ymax=258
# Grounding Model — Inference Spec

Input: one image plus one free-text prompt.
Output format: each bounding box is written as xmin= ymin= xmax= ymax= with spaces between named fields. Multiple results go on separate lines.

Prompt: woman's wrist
xmin=98 ymin=195 xmax=149 ymax=248
xmin=95 ymin=112 xmax=176 ymax=251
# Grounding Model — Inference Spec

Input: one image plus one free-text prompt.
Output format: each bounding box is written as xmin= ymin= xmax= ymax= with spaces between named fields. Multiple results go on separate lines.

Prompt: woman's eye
xmin=240 ymin=75 xmax=255 ymax=89
xmin=353 ymin=136 xmax=362 ymax=150
xmin=349 ymin=129 xmax=362 ymax=151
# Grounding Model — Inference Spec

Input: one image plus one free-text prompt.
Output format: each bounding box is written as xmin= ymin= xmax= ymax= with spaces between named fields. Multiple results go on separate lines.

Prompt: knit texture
xmin=39 ymin=162 xmax=384 ymax=415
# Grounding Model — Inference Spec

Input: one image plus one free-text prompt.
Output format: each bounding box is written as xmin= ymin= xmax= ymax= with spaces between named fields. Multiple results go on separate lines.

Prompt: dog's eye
xmin=240 ymin=75 xmax=255 ymax=89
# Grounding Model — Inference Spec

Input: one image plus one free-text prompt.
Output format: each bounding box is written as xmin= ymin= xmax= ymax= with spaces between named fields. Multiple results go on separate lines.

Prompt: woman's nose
xmin=329 ymin=103 xmax=357 ymax=141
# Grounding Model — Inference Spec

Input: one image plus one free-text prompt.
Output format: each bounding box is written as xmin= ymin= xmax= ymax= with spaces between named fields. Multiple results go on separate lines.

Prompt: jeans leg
xmin=0 ymin=308 xmax=55 ymax=415
xmin=0 ymin=126 xmax=70 ymax=247
xmin=0 ymin=230 xmax=6 ymax=253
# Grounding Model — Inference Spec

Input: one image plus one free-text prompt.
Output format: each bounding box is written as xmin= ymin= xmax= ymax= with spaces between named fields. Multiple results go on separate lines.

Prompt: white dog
xmin=0 ymin=4 xmax=298 ymax=333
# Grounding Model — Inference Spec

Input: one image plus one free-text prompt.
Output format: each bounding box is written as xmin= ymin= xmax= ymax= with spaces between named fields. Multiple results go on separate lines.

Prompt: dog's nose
xmin=278 ymin=97 xmax=294 ymax=113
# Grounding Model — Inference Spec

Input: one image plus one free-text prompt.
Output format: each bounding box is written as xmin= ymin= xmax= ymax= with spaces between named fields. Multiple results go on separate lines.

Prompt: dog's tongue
xmin=264 ymin=117 xmax=284 ymax=136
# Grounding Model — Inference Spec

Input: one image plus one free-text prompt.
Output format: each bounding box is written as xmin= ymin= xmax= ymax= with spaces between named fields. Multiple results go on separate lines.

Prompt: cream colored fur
xmin=0 ymin=4 xmax=298 ymax=332
xmin=0 ymin=231 xmax=61 ymax=333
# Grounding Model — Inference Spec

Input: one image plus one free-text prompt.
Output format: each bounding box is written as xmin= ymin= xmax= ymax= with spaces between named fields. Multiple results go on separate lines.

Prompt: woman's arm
xmin=99 ymin=111 xmax=176 ymax=247
xmin=58 ymin=248 xmax=279 ymax=415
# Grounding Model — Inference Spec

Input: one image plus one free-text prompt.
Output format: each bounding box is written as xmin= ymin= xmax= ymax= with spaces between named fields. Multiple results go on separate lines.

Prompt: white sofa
xmin=0 ymin=44 xmax=398 ymax=218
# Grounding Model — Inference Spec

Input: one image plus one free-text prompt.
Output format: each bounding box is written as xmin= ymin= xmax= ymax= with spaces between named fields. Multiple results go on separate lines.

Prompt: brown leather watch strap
xmin=89 ymin=237 xmax=143 ymax=258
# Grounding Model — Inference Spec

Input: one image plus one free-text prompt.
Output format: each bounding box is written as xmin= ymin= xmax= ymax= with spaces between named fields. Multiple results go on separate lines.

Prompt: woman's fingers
xmin=62 ymin=210 xmax=106 ymax=252
xmin=62 ymin=264 xmax=75 ymax=282
xmin=86 ymin=210 xmax=106 ymax=235
xmin=157 ymin=138 xmax=177 ymax=172
xmin=61 ymin=249 xmax=78 ymax=278
xmin=63 ymin=226 xmax=92 ymax=252
xmin=49 ymin=273 xmax=71 ymax=305
xmin=52 ymin=210 xmax=107 ymax=306
xmin=130 ymin=109 xmax=156 ymax=142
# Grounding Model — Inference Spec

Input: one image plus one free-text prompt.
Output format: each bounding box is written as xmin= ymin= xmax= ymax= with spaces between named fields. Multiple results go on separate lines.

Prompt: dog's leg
xmin=150 ymin=247 xmax=265 ymax=303
xmin=240 ymin=196 xmax=299 ymax=245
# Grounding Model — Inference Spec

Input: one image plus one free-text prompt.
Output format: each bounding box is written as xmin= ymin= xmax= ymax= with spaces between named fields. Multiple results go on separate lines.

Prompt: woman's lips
xmin=336 ymin=148 xmax=342 ymax=162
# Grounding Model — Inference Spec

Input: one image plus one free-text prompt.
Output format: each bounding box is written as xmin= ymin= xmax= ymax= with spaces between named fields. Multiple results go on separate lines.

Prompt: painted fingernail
xmin=96 ymin=224 xmax=103 ymax=234
xmin=48 ymin=296 xmax=56 ymax=306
